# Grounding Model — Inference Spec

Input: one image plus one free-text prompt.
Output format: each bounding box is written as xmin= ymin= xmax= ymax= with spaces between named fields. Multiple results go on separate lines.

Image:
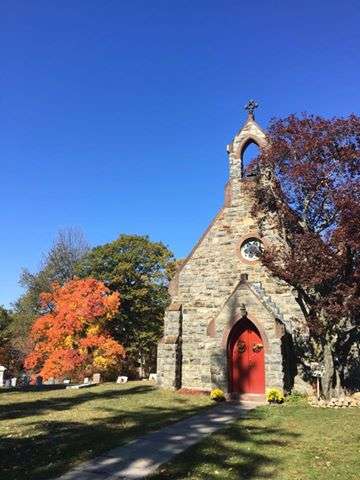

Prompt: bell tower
xmin=227 ymin=100 xmax=267 ymax=180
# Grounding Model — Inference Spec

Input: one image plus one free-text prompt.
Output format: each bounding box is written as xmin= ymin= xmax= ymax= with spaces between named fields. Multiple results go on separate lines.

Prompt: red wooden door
xmin=229 ymin=320 xmax=265 ymax=394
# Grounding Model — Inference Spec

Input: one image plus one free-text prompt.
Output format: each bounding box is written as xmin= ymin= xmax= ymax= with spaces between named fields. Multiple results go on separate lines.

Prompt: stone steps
xmin=228 ymin=393 xmax=267 ymax=405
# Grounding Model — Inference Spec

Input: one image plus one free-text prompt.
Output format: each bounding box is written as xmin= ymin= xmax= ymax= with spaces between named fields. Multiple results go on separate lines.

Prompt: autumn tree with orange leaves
xmin=24 ymin=278 xmax=125 ymax=380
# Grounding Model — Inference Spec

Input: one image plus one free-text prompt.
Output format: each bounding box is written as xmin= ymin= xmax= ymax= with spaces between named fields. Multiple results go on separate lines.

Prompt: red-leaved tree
xmin=253 ymin=114 xmax=360 ymax=397
xmin=24 ymin=278 xmax=125 ymax=380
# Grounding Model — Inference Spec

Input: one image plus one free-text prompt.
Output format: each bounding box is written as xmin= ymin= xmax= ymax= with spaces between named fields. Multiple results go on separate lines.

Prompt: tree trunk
xmin=322 ymin=340 xmax=343 ymax=399
xmin=322 ymin=342 xmax=334 ymax=400
xmin=335 ymin=369 xmax=344 ymax=397
xmin=138 ymin=353 xmax=145 ymax=379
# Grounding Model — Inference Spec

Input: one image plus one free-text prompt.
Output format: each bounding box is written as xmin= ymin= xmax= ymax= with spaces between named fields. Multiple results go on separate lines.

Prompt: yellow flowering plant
xmin=210 ymin=388 xmax=226 ymax=402
xmin=266 ymin=387 xmax=284 ymax=404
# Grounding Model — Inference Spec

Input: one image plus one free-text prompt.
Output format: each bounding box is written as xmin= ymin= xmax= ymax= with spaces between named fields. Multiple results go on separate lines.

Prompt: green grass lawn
xmin=151 ymin=401 xmax=360 ymax=480
xmin=0 ymin=381 xmax=212 ymax=480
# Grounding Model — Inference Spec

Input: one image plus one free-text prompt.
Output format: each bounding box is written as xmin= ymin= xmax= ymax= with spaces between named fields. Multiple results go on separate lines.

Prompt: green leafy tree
xmin=0 ymin=305 xmax=11 ymax=366
xmin=0 ymin=305 xmax=11 ymax=343
xmin=76 ymin=234 xmax=175 ymax=376
xmin=0 ymin=306 xmax=23 ymax=373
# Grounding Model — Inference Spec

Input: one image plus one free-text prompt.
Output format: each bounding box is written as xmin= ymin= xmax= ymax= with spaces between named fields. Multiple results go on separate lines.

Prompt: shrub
xmin=210 ymin=388 xmax=226 ymax=402
xmin=266 ymin=387 xmax=284 ymax=404
xmin=285 ymin=390 xmax=307 ymax=404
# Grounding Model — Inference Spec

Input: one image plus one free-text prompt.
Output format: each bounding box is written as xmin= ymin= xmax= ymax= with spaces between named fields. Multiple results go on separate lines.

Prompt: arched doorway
xmin=228 ymin=318 xmax=265 ymax=394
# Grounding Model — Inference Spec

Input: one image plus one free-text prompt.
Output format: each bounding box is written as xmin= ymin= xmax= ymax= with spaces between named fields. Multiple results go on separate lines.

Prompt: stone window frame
xmin=236 ymin=232 xmax=266 ymax=265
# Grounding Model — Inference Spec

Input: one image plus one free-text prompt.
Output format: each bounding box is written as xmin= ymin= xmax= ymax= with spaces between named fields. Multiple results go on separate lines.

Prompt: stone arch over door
xmin=227 ymin=317 xmax=265 ymax=394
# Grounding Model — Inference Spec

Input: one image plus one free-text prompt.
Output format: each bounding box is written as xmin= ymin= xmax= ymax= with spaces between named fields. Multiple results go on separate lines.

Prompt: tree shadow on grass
xmin=150 ymin=409 xmax=300 ymax=480
xmin=0 ymin=385 xmax=156 ymax=420
xmin=0 ymin=401 xmax=213 ymax=480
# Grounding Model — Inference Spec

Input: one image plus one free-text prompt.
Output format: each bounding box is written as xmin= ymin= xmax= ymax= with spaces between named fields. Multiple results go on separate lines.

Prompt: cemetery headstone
xmin=63 ymin=379 xmax=70 ymax=384
xmin=36 ymin=375 xmax=43 ymax=387
xmin=92 ymin=373 xmax=101 ymax=384
xmin=83 ymin=377 xmax=90 ymax=384
xmin=0 ymin=366 xmax=6 ymax=387
xmin=116 ymin=376 xmax=128 ymax=384
xmin=149 ymin=373 xmax=157 ymax=382
xmin=11 ymin=377 xmax=17 ymax=387
xmin=19 ymin=373 xmax=29 ymax=386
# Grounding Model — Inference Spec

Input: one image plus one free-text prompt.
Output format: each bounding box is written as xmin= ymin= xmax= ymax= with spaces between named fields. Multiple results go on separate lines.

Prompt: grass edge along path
xmin=149 ymin=402 xmax=360 ymax=480
xmin=0 ymin=381 xmax=212 ymax=480
xmin=57 ymin=402 xmax=252 ymax=480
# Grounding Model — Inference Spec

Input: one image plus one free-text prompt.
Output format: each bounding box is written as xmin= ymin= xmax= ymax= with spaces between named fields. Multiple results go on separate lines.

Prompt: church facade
xmin=157 ymin=105 xmax=304 ymax=396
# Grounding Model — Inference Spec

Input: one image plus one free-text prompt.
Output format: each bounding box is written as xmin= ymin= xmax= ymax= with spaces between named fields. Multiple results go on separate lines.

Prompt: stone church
xmin=157 ymin=102 xmax=304 ymax=396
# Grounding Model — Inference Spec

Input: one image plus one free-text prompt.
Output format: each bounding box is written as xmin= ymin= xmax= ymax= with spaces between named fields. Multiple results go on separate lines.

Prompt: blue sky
xmin=1 ymin=1 xmax=359 ymax=307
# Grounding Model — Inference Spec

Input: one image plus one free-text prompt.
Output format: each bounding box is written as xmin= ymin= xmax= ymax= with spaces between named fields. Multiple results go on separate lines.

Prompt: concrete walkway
xmin=57 ymin=401 xmax=256 ymax=480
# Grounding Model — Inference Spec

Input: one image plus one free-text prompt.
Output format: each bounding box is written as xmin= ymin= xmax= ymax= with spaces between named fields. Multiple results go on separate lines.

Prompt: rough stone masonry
xmin=157 ymin=106 xmax=305 ymax=394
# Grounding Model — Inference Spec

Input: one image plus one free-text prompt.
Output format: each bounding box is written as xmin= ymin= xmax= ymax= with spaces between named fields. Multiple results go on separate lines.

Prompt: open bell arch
xmin=227 ymin=105 xmax=268 ymax=179
xmin=240 ymin=138 xmax=261 ymax=177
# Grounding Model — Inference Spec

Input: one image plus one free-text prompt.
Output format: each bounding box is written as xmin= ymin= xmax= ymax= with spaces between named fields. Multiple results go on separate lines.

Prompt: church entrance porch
xmin=228 ymin=319 xmax=265 ymax=394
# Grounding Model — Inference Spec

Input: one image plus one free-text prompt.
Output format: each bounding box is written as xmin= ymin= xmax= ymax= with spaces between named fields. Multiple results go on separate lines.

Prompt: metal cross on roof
xmin=245 ymin=99 xmax=259 ymax=118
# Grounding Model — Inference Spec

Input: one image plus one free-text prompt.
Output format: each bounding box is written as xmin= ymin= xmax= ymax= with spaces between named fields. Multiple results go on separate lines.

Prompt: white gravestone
xmin=11 ymin=377 xmax=17 ymax=387
xmin=0 ymin=366 xmax=6 ymax=387
xmin=116 ymin=376 xmax=128 ymax=384
xmin=149 ymin=373 xmax=157 ymax=382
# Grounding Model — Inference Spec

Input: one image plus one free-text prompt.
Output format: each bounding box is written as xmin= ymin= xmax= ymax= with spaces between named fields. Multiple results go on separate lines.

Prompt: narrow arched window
xmin=241 ymin=140 xmax=260 ymax=178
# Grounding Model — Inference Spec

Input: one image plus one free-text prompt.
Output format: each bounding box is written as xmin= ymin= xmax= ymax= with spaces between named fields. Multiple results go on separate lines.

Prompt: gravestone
xmin=11 ymin=377 xmax=17 ymax=387
xmin=116 ymin=376 xmax=128 ymax=384
xmin=19 ymin=373 xmax=29 ymax=386
xmin=92 ymin=373 xmax=101 ymax=384
xmin=83 ymin=377 xmax=90 ymax=384
xmin=63 ymin=379 xmax=70 ymax=385
xmin=35 ymin=375 xmax=43 ymax=387
xmin=0 ymin=366 xmax=7 ymax=387
xmin=149 ymin=373 xmax=157 ymax=382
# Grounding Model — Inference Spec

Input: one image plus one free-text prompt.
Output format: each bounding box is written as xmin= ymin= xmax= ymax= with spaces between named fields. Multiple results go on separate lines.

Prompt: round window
xmin=240 ymin=238 xmax=262 ymax=261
